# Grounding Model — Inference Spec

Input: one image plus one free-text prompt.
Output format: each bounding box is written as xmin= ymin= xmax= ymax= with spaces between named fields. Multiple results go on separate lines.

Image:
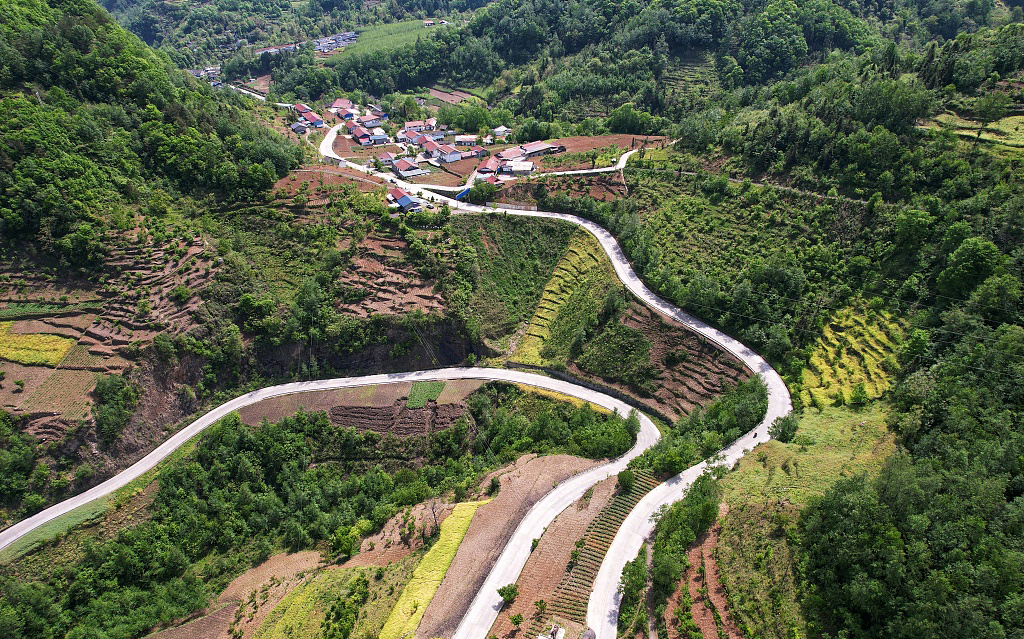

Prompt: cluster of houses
xmin=256 ymin=43 xmax=300 ymax=56
xmin=187 ymin=66 xmax=221 ymax=79
xmin=313 ymin=32 xmax=358 ymax=54
xmin=289 ymin=103 xmax=325 ymax=134
xmin=475 ymin=140 xmax=566 ymax=179
xmin=422 ymin=19 xmax=451 ymax=26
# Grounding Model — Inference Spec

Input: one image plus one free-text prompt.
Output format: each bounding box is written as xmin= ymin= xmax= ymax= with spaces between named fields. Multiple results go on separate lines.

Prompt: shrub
xmin=769 ymin=413 xmax=799 ymax=443
xmin=617 ymin=468 xmax=635 ymax=493
xmin=497 ymin=583 xmax=519 ymax=605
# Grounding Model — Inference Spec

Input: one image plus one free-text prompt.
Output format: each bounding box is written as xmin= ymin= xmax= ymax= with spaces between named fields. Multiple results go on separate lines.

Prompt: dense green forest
xmin=0 ymin=0 xmax=301 ymax=267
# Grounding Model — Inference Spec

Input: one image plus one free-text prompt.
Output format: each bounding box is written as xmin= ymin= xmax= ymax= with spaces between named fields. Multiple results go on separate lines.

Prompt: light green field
xmin=0 ymin=321 xmax=76 ymax=366
xmin=379 ymin=499 xmax=490 ymax=639
xmin=406 ymin=380 xmax=446 ymax=408
xmin=716 ymin=405 xmax=895 ymax=639
xmin=930 ymin=112 xmax=1024 ymax=149
xmin=326 ymin=20 xmax=430 ymax=59
xmin=800 ymin=303 xmax=904 ymax=409
xmin=254 ymin=569 xmax=357 ymax=639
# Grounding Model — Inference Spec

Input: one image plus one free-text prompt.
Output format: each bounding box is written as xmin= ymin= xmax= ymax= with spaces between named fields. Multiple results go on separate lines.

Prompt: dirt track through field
xmin=418 ymin=454 xmax=602 ymax=638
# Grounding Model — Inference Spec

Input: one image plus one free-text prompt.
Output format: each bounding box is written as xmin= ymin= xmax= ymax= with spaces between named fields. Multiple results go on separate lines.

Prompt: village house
xmin=437 ymin=144 xmax=462 ymax=163
xmin=351 ymin=126 xmax=372 ymax=146
xmin=290 ymin=122 xmax=308 ymax=135
xmin=477 ymin=156 xmax=501 ymax=174
xmin=375 ymin=152 xmax=398 ymax=166
xmin=520 ymin=140 xmax=565 ymax=157
xmin=392 ymin=160 xmax=429 ymax=178
xmin=492 ymin=125 xmax=511 ymax=137
xmin=423 ymin=139 xmax=443 ymax=157
xmin=465 ymin=146 xmax=488 ymax=159
xmin=294 ymin=103 xmax=312 ymax=115
xmin=345 ymin=119 xmax=360 ymax=133
xmin=329 ymin=98 xmax=353 ymax=113
xmin=404 ymin=120 xmax=426 ymax=132
xmin=357 ymin=114 xmax=381 ymax=128
xmin=425 ymin=117 xmax=438 ymax=130
xmin=388 ymin=188 xmax=423 ymax=211
xmin=454 ymin=135 xmax=477 ymax=146
xmin=342 ymin=107 xmax=361 ymax=120
xmin=500 ymin=160 xmax=535 ymax=175
xmin=305 ymin=112 xmax=325 ymax=127
xmin=407 ymin=134 xmax=429 ymax=147
xmin=423 ymin=19 xmax=435 ymax=26
xmin=497 ymin=148 xmax=525 ymax=161
xmin=370 ymin=127 xmax=390 ymax=144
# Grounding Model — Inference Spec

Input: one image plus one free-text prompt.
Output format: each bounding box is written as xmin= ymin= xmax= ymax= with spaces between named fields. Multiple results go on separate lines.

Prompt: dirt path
xmin=665 ymin=503 xmax=743 ymax=639
xmin=418 ymin=454 xmax=603 ymax=639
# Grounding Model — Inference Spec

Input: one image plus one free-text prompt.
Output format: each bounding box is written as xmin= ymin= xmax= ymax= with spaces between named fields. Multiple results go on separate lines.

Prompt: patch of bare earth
xmin=665 ymin=503 xmax=743 ymax=639
xmin=487 ymin=476 xmax=618 ymax=639
xmin=344 ymin=497 xmax=456 ymax=568
xmin=340 ymin=233 xmax=446 ymax=316
xmin=561 ymin=302 xmax=750 ymax=424
xmin=551 ymin=134 xmax=666 ymax=155
xmin=417 ymin=454 xmax=603 ymax=639
xmin=429 ymin=88 xmax=466 ymax=104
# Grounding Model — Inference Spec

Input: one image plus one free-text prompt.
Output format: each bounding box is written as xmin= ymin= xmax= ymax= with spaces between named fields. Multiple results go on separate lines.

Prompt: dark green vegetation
xmin=617 ymin=473 xmax=722 ymax=636
xmin=445 ymin=215 xmax=574 ymax=339
xmin=469 ymin=382 xmax=640 ymax=461
xmin=0 ymin=0 xmax=301 ymax=267
xmin=91 ymin=375 xmax=139 ymax=443
xmin=631 ymin=377 xmax=768 ymax=476
xmin=0 ymin=383 xmax=637 ymax=639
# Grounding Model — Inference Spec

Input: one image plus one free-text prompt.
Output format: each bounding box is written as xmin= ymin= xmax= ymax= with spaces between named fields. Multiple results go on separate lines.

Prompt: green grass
xmin=0 ymin=321 xmax=76 ymax=366
xmin=0 ymin=496 xmax=111 ymax=564
xmin=0 ymin=302 xmax=101 ymax=320
xmin=379 ymin=499 xmax=490 ymax=639
xmin=449 ymin=214 xmax=575 ymax=339
xmin=325 ymin=20 xmax=430 ymax=59
xmin=715 ymin=404 xmax=895 ymax=639
xmin=406 ymin=380 xmax=446 ymax=408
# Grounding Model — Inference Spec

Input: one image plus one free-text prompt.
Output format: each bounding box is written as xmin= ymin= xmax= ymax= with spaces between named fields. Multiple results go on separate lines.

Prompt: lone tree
xmin=534 ymin=600 xmax=547 ymax=616
xmin=497 ymin=583 xmax=519 ymax=606
xmin=510 ymin=613 xmax=524 ymax=627
xmin=617 ymin=468 xmax=635 ymax=493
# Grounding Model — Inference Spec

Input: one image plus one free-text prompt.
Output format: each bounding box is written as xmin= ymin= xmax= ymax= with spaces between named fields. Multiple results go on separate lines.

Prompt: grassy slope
xmin=716 ymin=404 xmax=895 ymax=639
xmin=327 ymin=20 xmax=430 ymax=58
xmin=512 ymin=229 xmax=618 ymax=366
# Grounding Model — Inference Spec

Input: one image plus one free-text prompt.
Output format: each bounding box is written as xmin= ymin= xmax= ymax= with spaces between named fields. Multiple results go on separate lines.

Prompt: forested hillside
xmin=0 ymin=0 xmax=301 ymax=266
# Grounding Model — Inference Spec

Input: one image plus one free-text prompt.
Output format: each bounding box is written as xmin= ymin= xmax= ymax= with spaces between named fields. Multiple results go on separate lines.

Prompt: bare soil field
xmin=559 ymin=302 xmax=750 ymax=424
xmin=407 ymin=168 xmax=468 ymax=187
xmin=418 ymin=453 xmax=602 ymax=639
xmin=344 ymin=498 xmax=456 ymax=567
xmin=504 ymin=173 xmax=628 ymax=201
xmin=435 ymin=378 xmax=484 ymax=404
xmin=338 ymin=143 xmax=406 ymax=161
xmin=665 ymin=503 xmax=743 ymax=639
xmin=147 ymin=603 xmax=237 ymax=639
xmin=275 ymin=166 xmax=390 ymax=196
xmin=487 ymin=476 xmax=618 ymax=639
xmin=340 ymin=232 xmax=446 ymax=316
xmin=0 ymin=362 xmax=55 ymax=412
xmin=429 ymin=88 xmax=467 ymax=104
xmin=19 ymin=368 xmax=98 ymax=421
xmin=551 ymin=134 xmax=667 ymax=155
xmin=236 ymin=383 xmax=414 ymax=424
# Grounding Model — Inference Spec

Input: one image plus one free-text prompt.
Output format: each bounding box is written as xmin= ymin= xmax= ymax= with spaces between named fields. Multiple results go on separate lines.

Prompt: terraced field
xmin=512 ymin=230 xmax=618 ymax=367
xmin=529 ymin=470 xmax=660 ymax=634
xmin=800 ymin=304 xmax=904 ymax=409
xmin=662 ymin=53 xmax=719 ymax=99
xmin=0 ymin=321 xmax=76 ymax=366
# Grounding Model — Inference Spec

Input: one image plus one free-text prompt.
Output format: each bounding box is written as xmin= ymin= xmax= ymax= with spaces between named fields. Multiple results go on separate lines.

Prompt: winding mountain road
xmin=1 ymin=126 xmax=792 ymax=639
xmin=0 ymin=369 xmax=658 ymax=555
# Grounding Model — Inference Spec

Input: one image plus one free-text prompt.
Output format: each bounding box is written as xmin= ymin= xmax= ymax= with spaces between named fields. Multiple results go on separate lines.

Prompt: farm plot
xmin=18 ymin=369 xmax=97 ymax=420
xmin=0 ymin=321 xmax=76 ymax=367
xmin=525 ymin=471 xmax=661 ymax=635
xmin=407 ymin=380 xmax=446 ymax=408
xmin=379 ymin=499 xmax=490 ymax=639
xmin=512 ymin=230 xmax=618 ymax=366
xmin=800 ymin=303 xmax=904 ymax=409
